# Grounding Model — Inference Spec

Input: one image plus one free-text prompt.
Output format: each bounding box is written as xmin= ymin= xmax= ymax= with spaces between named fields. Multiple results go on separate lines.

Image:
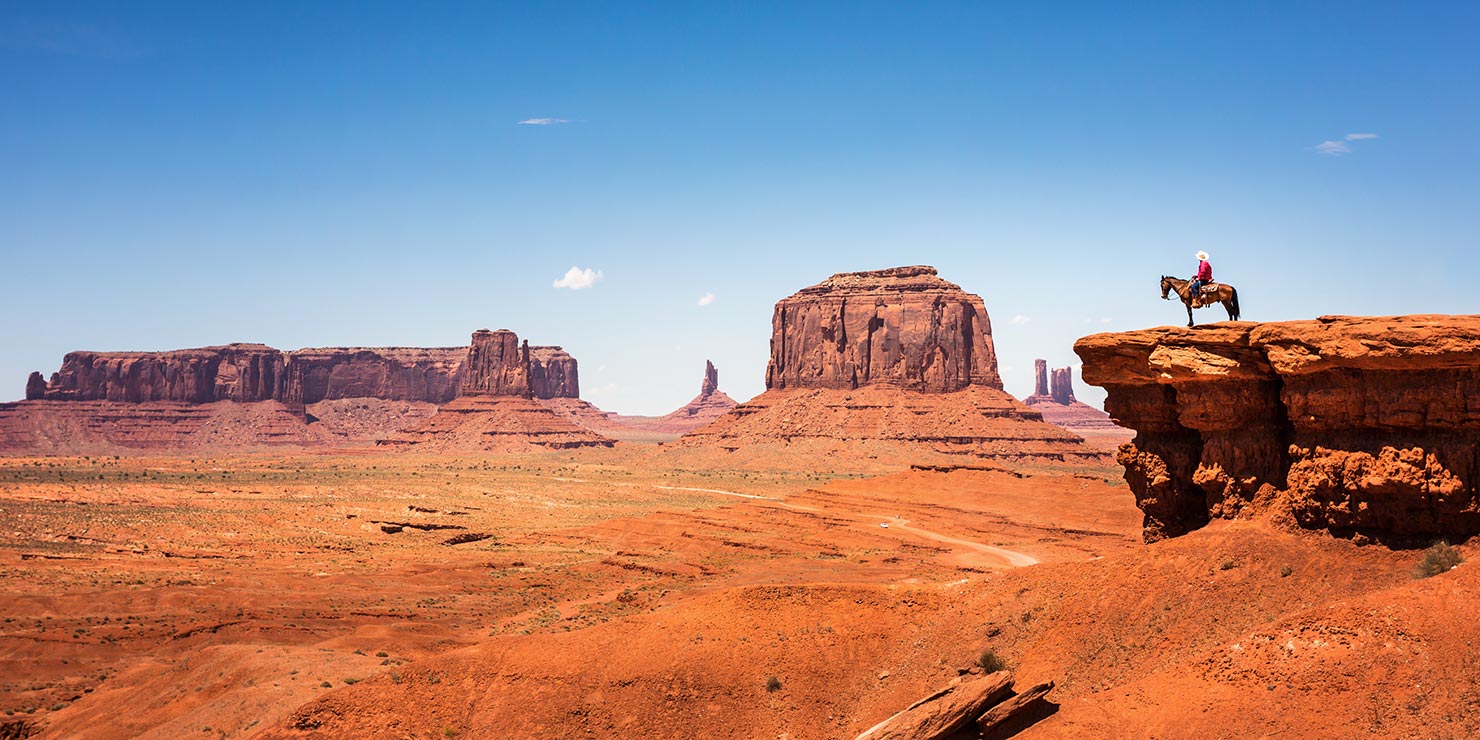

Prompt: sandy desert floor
xmin=1 ymin=448 xmax=1474 ymax=739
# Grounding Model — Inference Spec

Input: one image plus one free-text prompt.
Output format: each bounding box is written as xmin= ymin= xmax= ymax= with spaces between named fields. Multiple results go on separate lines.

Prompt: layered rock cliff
xmin=529 ymin=346 xmax=580 ymax=400
xmin=765 ymin=266 xmax=1000 ymax=393
xmin=10 ymin=332 xmax=599 ymax=453
xmin=1076 ymin=315 xmax=1480 ymax=542
xmin=677 ymin=266 xmax=1106 ymax=466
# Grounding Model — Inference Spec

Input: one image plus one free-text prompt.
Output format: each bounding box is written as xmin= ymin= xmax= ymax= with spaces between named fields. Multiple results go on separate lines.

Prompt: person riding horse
xmin=1190 ymin=250 xmax=1213 ymax=303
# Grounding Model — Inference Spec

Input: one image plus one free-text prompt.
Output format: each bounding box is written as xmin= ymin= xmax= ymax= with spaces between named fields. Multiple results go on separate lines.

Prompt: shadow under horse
xmin=1160 ymin=275 xmax=1240 ymax=327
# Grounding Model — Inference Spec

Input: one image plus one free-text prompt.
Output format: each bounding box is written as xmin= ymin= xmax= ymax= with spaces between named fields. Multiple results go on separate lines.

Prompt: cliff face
xmin=764 ymin=266 xmax=1001 ymax=393
xmin=1075 ymin=315 xmax=1480 ymax=542
xmin=31 ymin=345 xmax=288 ymax=404
xmin=459 ymin=330 xmax=532 ymax=397
xmin=283 ymin=348 xmax=464 ymax=405
xmin=529 ymin=346 xmax=580 ymax=400
xmin=28 ymin=346 xmax=469 ymax=406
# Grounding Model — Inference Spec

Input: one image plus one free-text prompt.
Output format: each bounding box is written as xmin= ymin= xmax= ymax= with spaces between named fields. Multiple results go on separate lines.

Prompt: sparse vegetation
xmin=1220 ymin=560 xmax=1238 ymax=571
xmin=1280 ymin=565 xmax=1293 ymax=578
xmin=765 ymin=675 xmax=782 ymax=692
xmin=978 ymin=649 xmax=1008 ymax=674
xmin=1413 ymin=540 xmax=1463 ymax=579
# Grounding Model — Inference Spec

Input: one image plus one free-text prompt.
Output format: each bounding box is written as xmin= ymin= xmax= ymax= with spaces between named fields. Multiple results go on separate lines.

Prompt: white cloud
xmin=1010 ymin=314 xmax=1031 ymax=325
xmin=518 ymin=118 xmax=572 ymax=125
xmin=1316 ymin=140 xmax=1351 ymax=155
xmin=1100 ymin=317 xmax=1113 ymax=324
xmin=552 ymin=266 xmax=602 ymax=290
xmin=1345 ymin=132 xmax=1379 ymax=141
xmin=697 ymin=292 xmax=716 ymax=306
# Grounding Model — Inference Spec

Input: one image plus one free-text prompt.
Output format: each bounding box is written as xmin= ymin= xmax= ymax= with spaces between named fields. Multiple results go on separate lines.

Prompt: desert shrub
xmin=765 ymin=675 xmax=782 ymax=692
xmin=1220 ymin=560 xmax=1238 ymax=571
xmin=1280 ymin=565 xmax=1293 ymax=578
xmin=1413 ymin=541 xmax=1463 ymax=579
xmin=978 ymin=649 xmax=1008 ymax=674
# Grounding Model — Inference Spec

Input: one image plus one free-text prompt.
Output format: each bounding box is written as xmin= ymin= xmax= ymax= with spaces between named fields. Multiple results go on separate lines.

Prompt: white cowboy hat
xmin=1196 ymin=250 xmax=1209 ymax=260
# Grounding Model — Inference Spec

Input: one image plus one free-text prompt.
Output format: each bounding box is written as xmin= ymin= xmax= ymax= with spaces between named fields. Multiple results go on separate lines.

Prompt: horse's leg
xmin=1185 ymin=300 xmax=1194 ymax=327
xmin=1224 ymin=298 xmax=1235 ymax=321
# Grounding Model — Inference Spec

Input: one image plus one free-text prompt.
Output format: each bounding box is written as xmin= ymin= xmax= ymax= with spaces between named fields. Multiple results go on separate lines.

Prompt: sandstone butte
xmin=383 ymin=329 xmax=614 ymax=452
xmin=1076 ymin=314 xmax=1480 ymax=543
xmin=1 ymin=331 xmax=604 ymax=453
xmin=1019 ymin=359 xmax=1129 ymax=441
xmin=674 ymin=266 xmax=1108 ymax=465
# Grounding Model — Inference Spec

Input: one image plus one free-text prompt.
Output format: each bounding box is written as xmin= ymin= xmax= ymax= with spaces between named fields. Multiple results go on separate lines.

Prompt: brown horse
xmin=1160 ymin=275 xmax=1240 ymax=327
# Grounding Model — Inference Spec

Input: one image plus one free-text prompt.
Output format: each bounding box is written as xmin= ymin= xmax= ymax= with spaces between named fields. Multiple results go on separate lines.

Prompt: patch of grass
xmin=343 ymin=677 xmax=358 ymax=685
xmin=765 ymin=675 xmax=782 ymax=693
xmin=319 ymin=681 xmax=331 ymax=688
xmin=978 ymin=648 xmax=1008 ymax=674
xmin=1413 ymin=540 xmax=1463 ymax=579
xmin=1219 ymin=560 xmax=1238 ymax=571
xmin=1280 ymin=565 xmax=1293 ymax=578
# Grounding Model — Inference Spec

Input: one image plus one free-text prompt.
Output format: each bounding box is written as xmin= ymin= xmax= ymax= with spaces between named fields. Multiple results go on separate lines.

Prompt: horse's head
xmin=1159 ymin=275 xmax=1173 ymax=300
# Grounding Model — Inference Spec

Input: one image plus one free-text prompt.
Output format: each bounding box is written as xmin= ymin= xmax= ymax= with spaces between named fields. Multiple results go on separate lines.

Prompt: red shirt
xmin=1197 ymin=260 xmax=1213 ymax=281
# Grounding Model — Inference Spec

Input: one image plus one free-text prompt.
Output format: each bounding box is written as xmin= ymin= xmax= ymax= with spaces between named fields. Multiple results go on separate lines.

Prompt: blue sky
xmin=2 ymin=2 xmax=1478 ymax=413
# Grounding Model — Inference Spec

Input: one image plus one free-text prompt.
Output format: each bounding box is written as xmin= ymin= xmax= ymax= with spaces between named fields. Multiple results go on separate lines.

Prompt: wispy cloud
xmin=1316 ymin=140 xmax=1351 ymax=155
xmin=697 ymin=292 xmax=716 ymax=307
xmin=552 ymin=266 xmax=602 ymax=290
xmin=1010 ymin=314 xmax=1031 ymax=325
xmin=518 ymin=118 xmax=572 ymax=125
xmin=1316 ymin=132 xmax=1379 ymax=155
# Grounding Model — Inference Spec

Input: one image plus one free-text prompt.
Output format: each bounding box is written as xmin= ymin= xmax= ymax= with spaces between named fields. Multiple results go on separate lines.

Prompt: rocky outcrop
xmin=1021 ymin=360 xmax=1127 ymax=436
xmin=459 ymin=330 xmax=531 ymax=397
xmin=1076 ymin=315 xmax=1480 ymax=542
xmin=528 ymin=346 xmax=579 ymax=400
xmin=386 ymin=330 xmax=613 ymax=451
xmin=657 ymin=360 xmax=738 ymax=427
xmin=853 ymin=672 xmax=1054 ymax=740
xmin=24 ymin=372 xmax=45 ymax=401
xmin=765 ymin=266 xmax=1000 ymax=393
xmin=675 ymin=267 xmax=1108 ymax=467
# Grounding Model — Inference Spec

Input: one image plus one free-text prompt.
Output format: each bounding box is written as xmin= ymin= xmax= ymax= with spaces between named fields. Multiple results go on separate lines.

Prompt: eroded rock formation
xmin=1021 ymin=360 xmax=1126 ymax=436
xmin=1076 ymin=315 xmax=1480 ymax=542
xmin=529 ymin=346 xmax=579 ymax=400
xmin=676 ymin=267 xmax=1107 ymax=466
xmin=765 ymin=266 xmax=1000 ymax=393
xmin=8 ymin=331 xmax=602 ymax=453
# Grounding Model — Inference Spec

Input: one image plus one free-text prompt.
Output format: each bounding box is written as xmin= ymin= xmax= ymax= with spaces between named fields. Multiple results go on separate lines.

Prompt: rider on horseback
xmin=1190 ymin=251 xmax=1213 ymax=305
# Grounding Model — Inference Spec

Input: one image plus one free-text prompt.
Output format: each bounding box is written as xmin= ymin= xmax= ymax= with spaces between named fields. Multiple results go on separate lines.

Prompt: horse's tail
xmin=1230 ymin=286 xmax=1241 ymax=321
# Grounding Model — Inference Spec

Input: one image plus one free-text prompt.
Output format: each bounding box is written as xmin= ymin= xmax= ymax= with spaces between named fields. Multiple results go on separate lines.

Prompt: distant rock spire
xmin=1033 ymin=359 xmax=1049 ymax=397
xmin=1049 ymin=367 xmax=1076 ymax=405
xmin=701 ymin=360 xmax=718 ymax=397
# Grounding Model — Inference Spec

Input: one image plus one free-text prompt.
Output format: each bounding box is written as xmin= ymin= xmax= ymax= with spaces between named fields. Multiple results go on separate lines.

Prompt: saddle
xmin=1199 ymin=282 xmax=1218 ymax=295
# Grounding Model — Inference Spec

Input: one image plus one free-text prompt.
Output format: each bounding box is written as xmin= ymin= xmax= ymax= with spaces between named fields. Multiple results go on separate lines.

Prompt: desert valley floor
xmin=3 ymin=440 xmax=1476 ymax=740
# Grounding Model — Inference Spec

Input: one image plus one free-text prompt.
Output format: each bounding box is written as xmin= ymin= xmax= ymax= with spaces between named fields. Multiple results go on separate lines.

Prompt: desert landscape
xmin=6 ymin=5 xmax=1477 ymax=738
xmin=2 ymin=266 xmax=1477 ymax=740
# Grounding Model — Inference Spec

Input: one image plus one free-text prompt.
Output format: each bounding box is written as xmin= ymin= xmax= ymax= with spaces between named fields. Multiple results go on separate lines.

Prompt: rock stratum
xmin=1076 ymin=315 xmax=1480 ymax=542
xmin=676 ymin=267 xmax=1107 ymax=466
xmin=3 ymin=331 xmax=601 ymax=453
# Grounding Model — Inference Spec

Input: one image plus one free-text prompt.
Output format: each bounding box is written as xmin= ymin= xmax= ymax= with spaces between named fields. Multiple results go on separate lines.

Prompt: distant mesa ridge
xmin=24 ymin=337 xmax=582 ymax=407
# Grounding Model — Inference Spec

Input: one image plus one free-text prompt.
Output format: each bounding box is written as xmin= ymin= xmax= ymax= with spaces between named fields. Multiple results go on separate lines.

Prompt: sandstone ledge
xmin=1075 ymin=315 xmax=1480 ymax=542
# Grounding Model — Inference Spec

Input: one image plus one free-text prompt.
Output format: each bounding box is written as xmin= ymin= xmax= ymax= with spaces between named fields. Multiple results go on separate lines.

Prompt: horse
xmin=1160 ymin=275 xmax=1240 ymax=327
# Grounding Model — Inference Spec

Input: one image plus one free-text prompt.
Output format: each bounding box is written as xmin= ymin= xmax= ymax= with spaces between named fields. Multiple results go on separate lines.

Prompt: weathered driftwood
xmin=853 ymin=672 xmax=1013 ymax=740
